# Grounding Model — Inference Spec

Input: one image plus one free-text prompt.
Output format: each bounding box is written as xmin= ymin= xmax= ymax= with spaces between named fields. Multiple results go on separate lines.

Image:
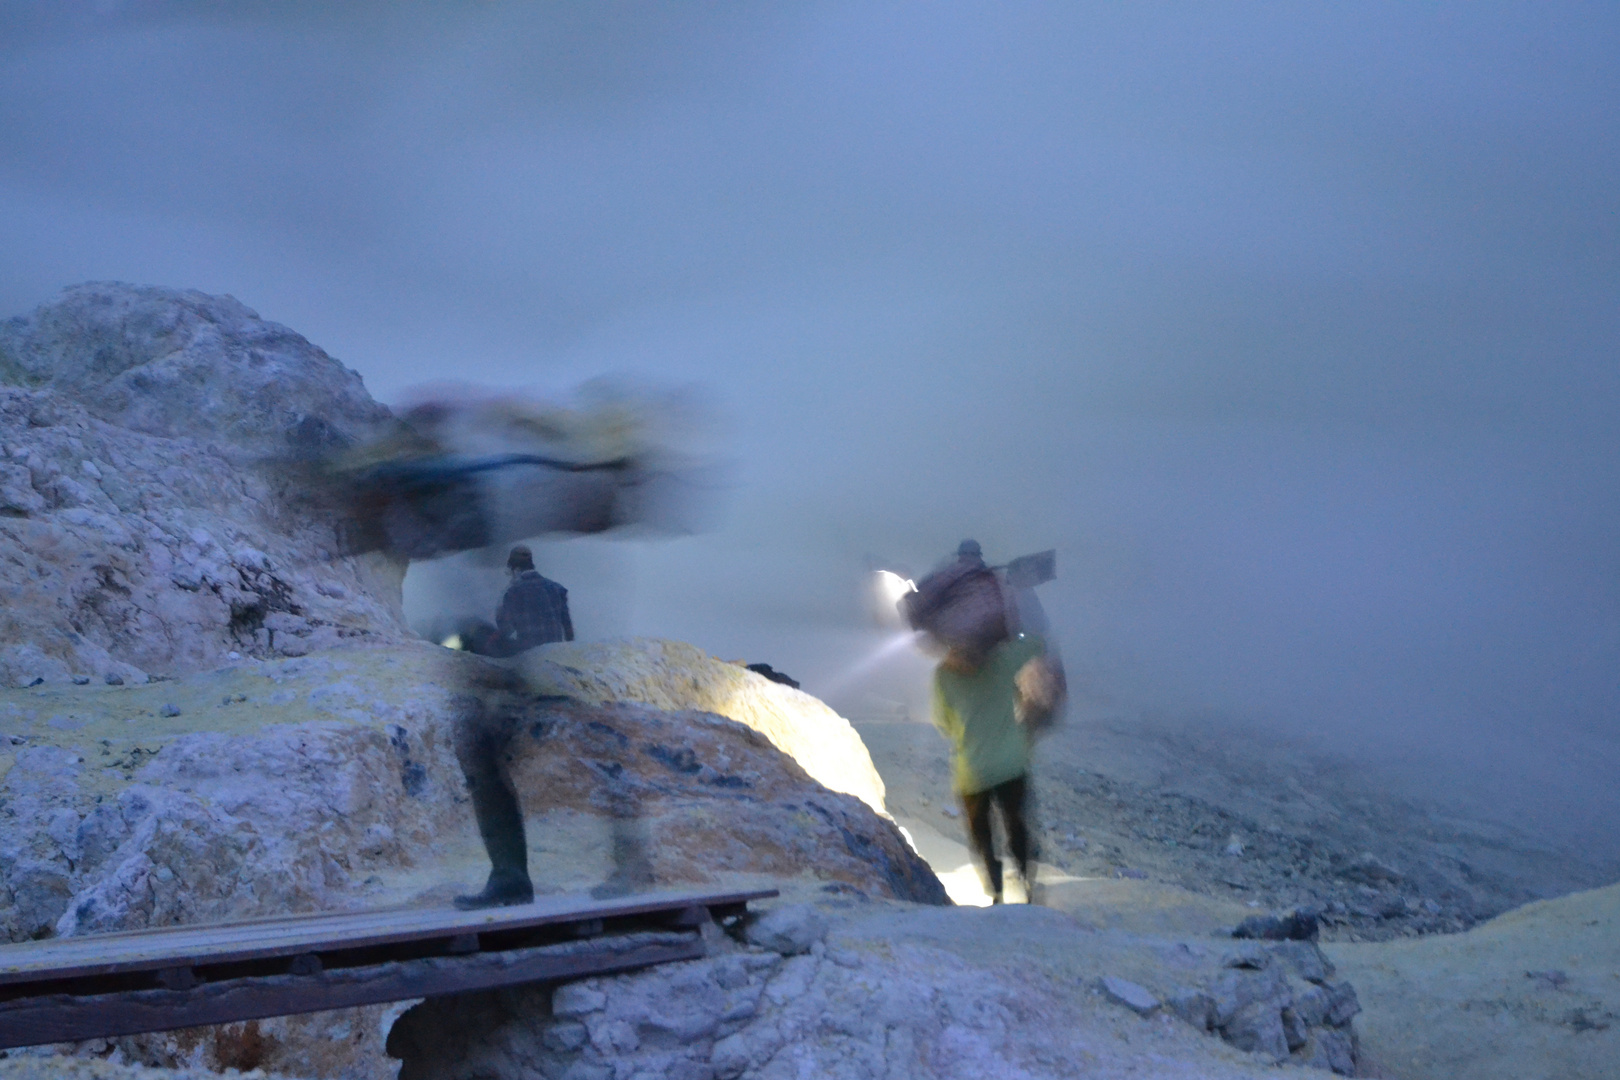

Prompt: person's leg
xmin=569 ymin=713 xmax=655 ymax=899
xmin=994 ymin=774 xmax=1035 ymax=900
xmin=961 ymin=787 xmax=1003 ymax=901
xmin=452 ymin=694 xmax=534 ymax=908
xmin=589 ymin=759 xmax=656 ymax=898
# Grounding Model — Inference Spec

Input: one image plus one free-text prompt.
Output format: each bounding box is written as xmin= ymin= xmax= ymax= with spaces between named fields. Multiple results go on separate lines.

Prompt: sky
xmin=2 ymin=2 xmax=1617 ymax=853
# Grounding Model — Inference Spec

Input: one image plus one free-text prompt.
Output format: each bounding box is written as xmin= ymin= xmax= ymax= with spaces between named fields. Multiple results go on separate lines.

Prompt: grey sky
xmin=3 ymin=2 xmax=1617 ymax=850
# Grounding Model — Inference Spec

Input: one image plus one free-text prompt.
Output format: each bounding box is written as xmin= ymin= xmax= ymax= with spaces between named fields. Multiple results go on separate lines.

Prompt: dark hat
xmin=957 ymin=539 xmax=982 ymax=560
xmin=507 ymin=545 xmax=535 ymax=571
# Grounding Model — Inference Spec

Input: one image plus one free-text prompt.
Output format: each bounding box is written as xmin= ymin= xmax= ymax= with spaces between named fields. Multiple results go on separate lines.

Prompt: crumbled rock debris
xmin=0 ymin=1055 xmax=310 ymax=1080
xmin=389 ymin=919 xmax=1336 ymax=1080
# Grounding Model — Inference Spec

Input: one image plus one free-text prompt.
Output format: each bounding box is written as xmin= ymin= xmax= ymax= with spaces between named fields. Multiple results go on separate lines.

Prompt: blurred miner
xmin=316 ymin=384 xmax=703 ymax=908
xmin=452 ymin=545 xmax=647 ymax=910
xmin=905 ymin=539 xmax=1061 ymax=904
xmin=450 ymin=668 xmax=542 ymax=909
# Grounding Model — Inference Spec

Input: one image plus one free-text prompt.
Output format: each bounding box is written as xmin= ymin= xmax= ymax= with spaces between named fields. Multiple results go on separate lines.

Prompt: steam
xmin=3 ymin=5 xmax=1616 ymax=861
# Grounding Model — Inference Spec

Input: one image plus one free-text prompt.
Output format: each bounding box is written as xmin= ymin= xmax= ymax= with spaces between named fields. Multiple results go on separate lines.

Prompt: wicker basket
xmin=901 ymin=562 xmax=1010 ymax=660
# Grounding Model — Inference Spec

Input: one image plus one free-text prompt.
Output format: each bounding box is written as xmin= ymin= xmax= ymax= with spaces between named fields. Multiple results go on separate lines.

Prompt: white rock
xmin=1100 ymin=975 xmax=1161 ymax=1016
xmin=745 ymin=904 xmax=830 ymax=956
xmin=0 ymin=285 xmax=410 ymax=681
xmin=553 ymin=985 xmax=608 ymax=1017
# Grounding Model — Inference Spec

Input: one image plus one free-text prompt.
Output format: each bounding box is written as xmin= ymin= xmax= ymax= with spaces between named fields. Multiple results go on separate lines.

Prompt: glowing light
xmin=937 ymin=862 xmax=998 ymax=906
xmin=441 ymin=634 xmax=464 ymax=650
xmin=874 ymin=569 xmax=916 ymax=608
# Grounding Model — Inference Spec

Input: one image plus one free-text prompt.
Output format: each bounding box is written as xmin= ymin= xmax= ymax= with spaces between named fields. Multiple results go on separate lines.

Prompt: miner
xmin=911 ymin=540 xmax=1049 ymax=904
xmin=495 ymin=544 xmax=573 ymax=652
xmin=320 ymin=388 xmax=689 ymax=910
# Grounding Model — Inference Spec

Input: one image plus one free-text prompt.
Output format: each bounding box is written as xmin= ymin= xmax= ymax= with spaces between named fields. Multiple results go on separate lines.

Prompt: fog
xmin=3 ymin=3 xmax=1617 ymax=856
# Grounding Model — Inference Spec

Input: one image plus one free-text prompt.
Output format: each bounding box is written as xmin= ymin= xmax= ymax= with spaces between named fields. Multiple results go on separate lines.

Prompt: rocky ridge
xmin=0 ymin=283 xmax=410 ymax=688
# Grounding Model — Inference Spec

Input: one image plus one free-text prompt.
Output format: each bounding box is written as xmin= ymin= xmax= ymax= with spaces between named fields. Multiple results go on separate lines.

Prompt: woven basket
xmin=901 ymin=563 xmax=1010 ymax=659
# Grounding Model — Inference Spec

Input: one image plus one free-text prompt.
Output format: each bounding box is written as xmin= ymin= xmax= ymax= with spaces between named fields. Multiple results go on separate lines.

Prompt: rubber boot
xmin=981 ymin=856 xmax=1005 ymax=906
xmin=1016 ymin=861 xmax=1042 ymax=906
xmin=589 ymin=777 xmax=655 ymax=899
xmin=455 ymin=763 xmax=534 ymax=910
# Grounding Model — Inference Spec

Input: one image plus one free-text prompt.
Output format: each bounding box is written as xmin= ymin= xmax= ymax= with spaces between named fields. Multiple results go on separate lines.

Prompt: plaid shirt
xmin=496 ymin=571 xmax=573 ymax=650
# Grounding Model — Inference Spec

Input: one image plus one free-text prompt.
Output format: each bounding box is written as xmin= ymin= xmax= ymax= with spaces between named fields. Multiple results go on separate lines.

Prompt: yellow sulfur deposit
xmin=515 ymin=638 xmax=888 ymax=817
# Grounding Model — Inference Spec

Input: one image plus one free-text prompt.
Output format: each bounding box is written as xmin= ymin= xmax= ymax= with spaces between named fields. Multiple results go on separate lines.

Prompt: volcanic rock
xmin=391 ymin=897 xmax=1371 ymax=1080
xmin=517 ymin=638 xmax=888 ymax=816
xmin=0 ymin=283 xmax=388 ymax=453
xmin=1100 ymin=975 xmax=1161 ymax=1015
xmin=0 ymin=285 xmax=1381 ymax=1080
xmin=1232 ymin=907 xmax=1321 ymax=942
xmin=0 ymin=284 xmax=411 ymax=687
xmin=743 ymin=903 xmax=829 ymax=956
xmin=1 ymin=636 xmax=944 ymax=1077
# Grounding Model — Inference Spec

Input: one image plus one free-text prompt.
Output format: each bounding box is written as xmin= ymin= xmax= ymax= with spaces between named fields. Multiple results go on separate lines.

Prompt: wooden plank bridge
xmin=0 ymin=886 xmax=776 ymax=1050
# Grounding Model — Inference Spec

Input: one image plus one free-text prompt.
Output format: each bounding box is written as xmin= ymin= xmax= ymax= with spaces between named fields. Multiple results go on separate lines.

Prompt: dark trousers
xmin=452 ymin=693 xmax=531 ymax=891
xmin=961 ymin=773 xmax=1034 ymax=898
xmin=451 ymin=683 xmax=650 ymax=896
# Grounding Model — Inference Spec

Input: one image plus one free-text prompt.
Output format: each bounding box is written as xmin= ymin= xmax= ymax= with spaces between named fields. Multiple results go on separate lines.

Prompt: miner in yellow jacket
xmin=933 ymin=632 xmax=1045 ymax=903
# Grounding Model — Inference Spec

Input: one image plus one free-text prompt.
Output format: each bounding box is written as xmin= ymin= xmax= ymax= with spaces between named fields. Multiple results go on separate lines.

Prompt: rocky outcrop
xmin=0 ymin=284 xmax=410 ymax=687
xmin=0 ymin=284 xmax=388 ymax=454
xmin=517 ymin=639 xmax=888 ymax=816
xmin=1194 ymin=941 xmax=1361 ymax=1074
xmin=2 ymin=647 xmax=462 ymax=943
xmin=1 ymin=638 xmax=942 ymax=1077
xmin=3 ymin=643 xmax=939 ymax=946
xmin=496 ymin=696 xmax=936 ymax=903
xmin=0 ymin=385 xmax=409 ymax=686
xmin=389 ymin=901 xmax=1339 ymax=1080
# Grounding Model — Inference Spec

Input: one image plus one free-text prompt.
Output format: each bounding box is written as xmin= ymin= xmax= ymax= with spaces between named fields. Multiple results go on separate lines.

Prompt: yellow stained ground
xmin=1326 ymin=882 xmax=1620 ymax=1080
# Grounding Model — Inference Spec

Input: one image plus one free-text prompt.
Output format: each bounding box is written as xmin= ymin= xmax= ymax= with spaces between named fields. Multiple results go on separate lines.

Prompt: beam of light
xmin=817 ymin=630 xmax=925 ymax=702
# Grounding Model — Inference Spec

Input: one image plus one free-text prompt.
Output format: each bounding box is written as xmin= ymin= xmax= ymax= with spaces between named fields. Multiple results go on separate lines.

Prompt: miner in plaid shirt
xmin=454 ymin=545 xmax=594 ymax=911
xmin=496 ymin=545 xmax=574 ymax=652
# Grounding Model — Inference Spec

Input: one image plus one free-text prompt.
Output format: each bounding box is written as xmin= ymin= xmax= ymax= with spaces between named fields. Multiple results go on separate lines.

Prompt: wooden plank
xmin=0 ymin=930 xmax=703 ymax=1050
xmin=0 ymin=887 xmax=774 ymax=987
